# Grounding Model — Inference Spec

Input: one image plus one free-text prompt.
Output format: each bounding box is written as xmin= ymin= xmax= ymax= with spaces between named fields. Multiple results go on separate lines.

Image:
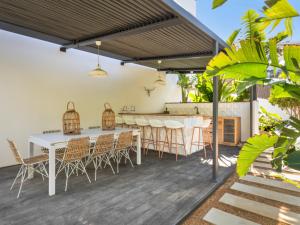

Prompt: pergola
xmin=0 ymin=0 xmax=229 ymax=180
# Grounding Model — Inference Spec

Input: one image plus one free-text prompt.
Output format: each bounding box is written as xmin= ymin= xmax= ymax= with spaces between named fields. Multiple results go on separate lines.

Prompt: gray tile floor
xmin=0 ymin=146 xmax=239 ymax=225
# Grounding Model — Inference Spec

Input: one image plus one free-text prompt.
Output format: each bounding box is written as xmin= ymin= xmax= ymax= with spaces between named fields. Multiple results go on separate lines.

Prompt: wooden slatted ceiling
xmin=89 ymin=24 xmax=213 ymax=58
xmin=0 ymin=0 xmax=175 ymax=41
xmin=0 ymin=0 xmax=224 ymax=71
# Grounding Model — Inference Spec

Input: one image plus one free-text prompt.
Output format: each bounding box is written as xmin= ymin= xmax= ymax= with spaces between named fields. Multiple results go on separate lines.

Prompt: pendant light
xmin=154 ymin=60 xmax=166 ymax=86
xmin=89 ymin=41 xmax=108 ymax=77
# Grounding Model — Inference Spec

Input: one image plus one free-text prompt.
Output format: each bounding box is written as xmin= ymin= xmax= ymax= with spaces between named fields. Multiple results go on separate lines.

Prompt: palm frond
xmin=206 ymin=39 xmax=300 ymax=82
xmin=226 ymin=29 xmax=241 ymax=45
xmin=212 ymin=0 xmax=228 ymax=9
xmin=206 ymin=40 xmax=268 ymax=80
xmin=284 ymin=45 xmax=300 ymax=83
xmin=257 ymin=0 xmax=299 ymax=35
xmin=242 ymin=10 xmax=266 ymax=41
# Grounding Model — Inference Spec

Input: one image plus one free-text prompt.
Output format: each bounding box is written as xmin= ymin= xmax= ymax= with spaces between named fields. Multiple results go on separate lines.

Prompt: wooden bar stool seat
xmin=135 ymin=118 xmax=152 ymax=155
xmin=163 ymin=120 xmax=186 ymax=161
xmin=148 ymin=119 xmax=166 ymax=158
xmin=190 ymin=119 xmax=212 ymax=158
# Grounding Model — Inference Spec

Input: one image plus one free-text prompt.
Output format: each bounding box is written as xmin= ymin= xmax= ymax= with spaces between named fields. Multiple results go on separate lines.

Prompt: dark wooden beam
xmin=0 ymin=21 xmax=129 ymax=60
xmin=0 ymin=21 xmax=67 ymax=45
xmin=122 ymin=52 xmax=213 ymax=64
xmin=158 ymin=67 xmax=206 ymax=72
xmin=63 ymin=17 xmax=181 ymax=49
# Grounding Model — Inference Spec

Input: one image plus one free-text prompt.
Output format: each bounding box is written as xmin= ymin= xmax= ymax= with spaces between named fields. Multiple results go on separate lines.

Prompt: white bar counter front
xmin=120 ymin=113 xmax=204 ymax=156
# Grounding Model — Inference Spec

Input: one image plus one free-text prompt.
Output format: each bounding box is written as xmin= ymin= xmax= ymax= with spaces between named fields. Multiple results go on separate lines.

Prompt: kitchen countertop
xmin=118 ymin=112 xmax=202 ymax=117
xmin=119 ymin=112 xmax=240 ymax=119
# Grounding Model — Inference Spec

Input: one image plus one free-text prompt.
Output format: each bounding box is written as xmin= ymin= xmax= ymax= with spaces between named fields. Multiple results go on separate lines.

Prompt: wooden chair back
xmin=93 ymin=134 xmax=115 ymax=155
xmin=63 ymin=137 xmax=90 ymax=162
xmin=7 ymin=139 xmax=23 ymax=164
xmin=115 ymin=131 xmax=133 ymax=151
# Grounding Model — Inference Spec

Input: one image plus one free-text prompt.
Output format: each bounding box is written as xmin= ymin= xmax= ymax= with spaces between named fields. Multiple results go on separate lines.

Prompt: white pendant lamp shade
xmin=154 ymin=60 xmax=166 ymax=86
xmin=89 ymin=65 xmax=108 ymax=77
xmin=89 ymin=41 xmax=108 ymax=77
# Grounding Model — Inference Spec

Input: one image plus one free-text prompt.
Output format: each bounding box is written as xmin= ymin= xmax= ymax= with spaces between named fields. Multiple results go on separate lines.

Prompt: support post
xmin=212 ymin=41 xmax=219 ymax=182
xmin=250 ymin=86 xmax=254 ymax=137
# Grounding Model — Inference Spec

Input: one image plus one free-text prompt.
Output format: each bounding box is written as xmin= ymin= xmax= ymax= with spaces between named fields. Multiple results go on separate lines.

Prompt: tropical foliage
xmin=176 ymin=73 xmax=249 ymax=103
xmin=212 ymin=0 xmax=227 ymax=9
xmin=269 ymin=92 xmax=300 ymax=118
xmin=209 ymin=0 xmax=300 ymax=181
xmin=259 ymin=106 xmax=282 ymax=132
xmin=189 ymin=74 xmax=249 ymax=102
xmin=238 ymin=117 xmax=300 ymax=177
xmin=177 ymin=73 xmax=194 ymax=103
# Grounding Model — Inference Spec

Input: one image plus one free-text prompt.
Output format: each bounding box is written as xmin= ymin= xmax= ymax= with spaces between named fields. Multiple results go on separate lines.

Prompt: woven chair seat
xmin=41 ymin=147 xmax=66 ymax=155
xmin=23 ymin=154 xmax=48 ymax=165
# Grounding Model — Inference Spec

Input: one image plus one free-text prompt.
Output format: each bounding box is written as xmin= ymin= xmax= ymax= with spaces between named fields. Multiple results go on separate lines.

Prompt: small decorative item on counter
xmin=102 ymin=103 xmax=115 ymax=130
xmin=63 ymin=101 xmax=81 ymax=135
xmin=163 ymin=107 xmax=170 ymax=114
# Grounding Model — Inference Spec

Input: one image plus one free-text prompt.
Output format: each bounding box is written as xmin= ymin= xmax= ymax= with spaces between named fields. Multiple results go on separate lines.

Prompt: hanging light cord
xmin=158 ymin=60 xmax=162 ymax=77
xmin=97 ymin=44 xmax=100 ymax=67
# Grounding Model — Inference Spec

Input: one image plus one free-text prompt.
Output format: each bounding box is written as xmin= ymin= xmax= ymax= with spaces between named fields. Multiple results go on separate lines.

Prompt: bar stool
xmin=190 ymin=119 xmax=212 ymax=158
xmin=124 ymin=117 xmax=137 ymax=129
xmin=148 ymin=119 xmax=166 ymax=157
xmin=135 ymin=118 xmax=152 ymax=155
xmin=163 ymin=120 xmax=186 ymax=161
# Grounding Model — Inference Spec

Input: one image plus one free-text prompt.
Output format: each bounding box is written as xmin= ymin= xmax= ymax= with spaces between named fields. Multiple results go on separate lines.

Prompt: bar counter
xmin=119 ymin=112 xmax=204 ymax=155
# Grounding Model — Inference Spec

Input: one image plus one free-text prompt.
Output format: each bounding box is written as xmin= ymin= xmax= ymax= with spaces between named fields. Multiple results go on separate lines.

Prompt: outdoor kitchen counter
xmin=119 ymin=112 xmax=202 ymax=117
xmin=119 ymin=112 xmax=205 ymax=155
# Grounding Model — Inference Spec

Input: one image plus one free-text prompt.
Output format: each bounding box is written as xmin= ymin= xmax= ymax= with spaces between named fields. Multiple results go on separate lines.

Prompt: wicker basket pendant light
xmin=102 ymin=103 xmax=115 ymax=130
xmin=63 ymin=102 xmax=81 ymax=135
xmin=89 ymin=41 xmax=108 ymax=77
xmin=154 ymin=60 xmax=166 ymax=86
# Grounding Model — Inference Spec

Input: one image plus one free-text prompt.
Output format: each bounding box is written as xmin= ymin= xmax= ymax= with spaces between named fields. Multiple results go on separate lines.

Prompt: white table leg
xmin=28 ymin=142 xmax=34 ymax=179
xmin=48 ymin=146 xmax=56 ymax=196
xmin=136 ymin=132 xmax=141 ymax=165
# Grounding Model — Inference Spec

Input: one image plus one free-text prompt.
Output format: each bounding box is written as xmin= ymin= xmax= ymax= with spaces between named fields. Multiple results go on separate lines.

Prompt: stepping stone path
xmin=241 ymin=175 xmax=300 ymax=193
xmin=203 ymin=208 xmax=259 ymax=225
xmin=231 ymin=182 xmax=300 ymax=206
xmin=220 ymin=193 xmax=300 ymax=225
xmin=253 ymin=162 xmax=272 ymax=169
xmin=201 ymin=151 xmax=300 ymax=225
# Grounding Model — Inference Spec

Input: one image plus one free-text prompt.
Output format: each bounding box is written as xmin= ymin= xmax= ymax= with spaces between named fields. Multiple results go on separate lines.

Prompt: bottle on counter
xmin=163 ymin=107 xmax=170 ymax=114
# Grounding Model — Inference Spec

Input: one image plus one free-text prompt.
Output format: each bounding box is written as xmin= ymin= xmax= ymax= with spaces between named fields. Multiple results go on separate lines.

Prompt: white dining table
xmin=28 ymin=128 xmax=141 ymax=196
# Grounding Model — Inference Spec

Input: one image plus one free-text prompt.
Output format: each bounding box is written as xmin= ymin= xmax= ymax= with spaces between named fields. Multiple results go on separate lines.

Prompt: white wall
xmin=165 ymin=102 xmax=251 ymax=141
xmin=174 ymin=0 xmax=197 ymax=16
xmin=258 ymin=98 xmax=290 ymax=120
xmin=0 ymin=30 xmax=181 ymax=168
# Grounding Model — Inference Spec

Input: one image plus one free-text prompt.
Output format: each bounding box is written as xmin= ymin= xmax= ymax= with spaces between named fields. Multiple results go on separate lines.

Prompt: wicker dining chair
xmin=114 ymin=131 xmax=134 ymax=173
xmin=7 ymin=139 xmax=48 ymax=198
xmin=56 ymin=137 xmax=91 ymax=191
xmin=41 ymin=130 xmax=65 ymax=160
xmin=90 ymin=134 xmax=115 ymax=181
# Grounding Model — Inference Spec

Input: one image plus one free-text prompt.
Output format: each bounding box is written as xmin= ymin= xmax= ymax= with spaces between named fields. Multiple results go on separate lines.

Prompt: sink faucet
xmin=194 ymin=106 xmax=199 ymax=115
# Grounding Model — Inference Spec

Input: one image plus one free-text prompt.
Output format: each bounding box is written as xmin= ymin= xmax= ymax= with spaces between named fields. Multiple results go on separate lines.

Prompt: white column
xmin=48 ymin=146 xmax=56 ymax=196
xmin=28 ymin=142 xmax=34 ymax=179
xmin=136 ymin=132 xmax=141 ymax=165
